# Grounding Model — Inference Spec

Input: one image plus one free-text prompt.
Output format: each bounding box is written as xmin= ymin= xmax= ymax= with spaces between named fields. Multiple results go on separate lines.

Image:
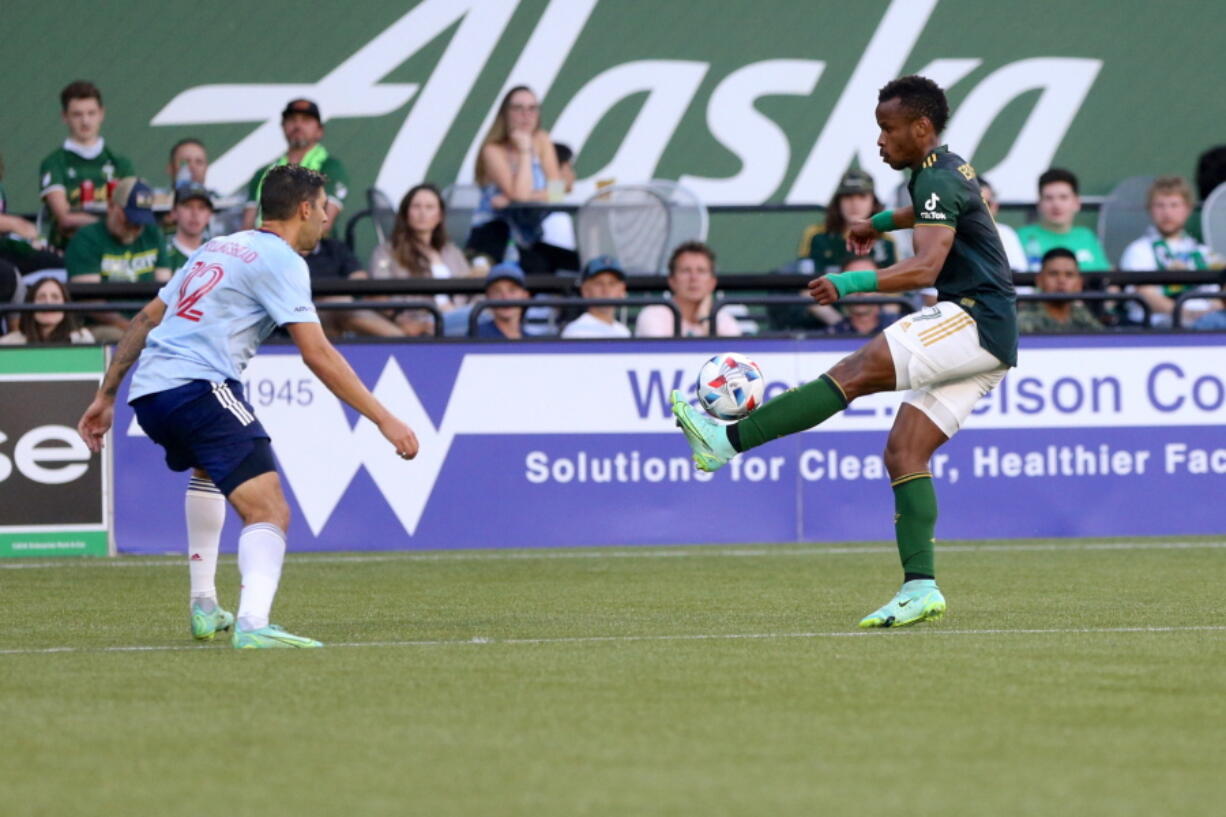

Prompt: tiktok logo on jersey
xmin=921 ymin=193 xmax=946 ymax=220
xmin=175 ymin=262 xmax=225 ymax=322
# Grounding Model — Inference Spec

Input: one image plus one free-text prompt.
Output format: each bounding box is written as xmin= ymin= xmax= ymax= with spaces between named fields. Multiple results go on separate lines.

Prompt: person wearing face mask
xmin=242 ymin=99 xmax=349 ymax=232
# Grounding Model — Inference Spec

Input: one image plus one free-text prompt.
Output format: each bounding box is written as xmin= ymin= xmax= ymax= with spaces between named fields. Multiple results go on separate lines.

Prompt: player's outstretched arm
xmin=810 ymin=223 xmax=953 ymax=305
xmin=286 ymin=322 xmax=419 ymax=460
xmin=77 ymin=297 xmax=167 ymax=452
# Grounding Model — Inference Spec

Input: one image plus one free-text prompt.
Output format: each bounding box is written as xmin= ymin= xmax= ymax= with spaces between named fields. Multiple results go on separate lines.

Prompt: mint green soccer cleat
xmin=190 ymin=602 xmax=235 ymax=641
xmin=670 ymin=389 xmax=735 ymax=472
xmin=858 ymin=579 xmax=947 ymax=628
xmin=232 ymin=624 xmax=323 ymax=649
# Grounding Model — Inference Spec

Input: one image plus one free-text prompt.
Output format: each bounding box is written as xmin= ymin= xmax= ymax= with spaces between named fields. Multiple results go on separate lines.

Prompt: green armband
xmin=869 ymin=210 xmax=897 ymax=233
xmin=827 ymin=269 xmax=879 ymax=299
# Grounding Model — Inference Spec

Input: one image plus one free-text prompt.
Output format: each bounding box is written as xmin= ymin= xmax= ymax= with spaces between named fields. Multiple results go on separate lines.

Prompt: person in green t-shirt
xmin=242 ymin=99 xmax=349 ymax=233
xmin=165 ymin=182 xmax=214 ymax=271
xmin=38 ymin=81 xmax=136 ymax=249
xmin=671 ymin=75 xmax=1017 ymax=631
xmin=1018 ymin=248 xmax=1103 ymax=333
xmin=1016 ymin=168 xmax=1109 ymax=271
xmin=65 ymin=177 xmax=171 ymax=339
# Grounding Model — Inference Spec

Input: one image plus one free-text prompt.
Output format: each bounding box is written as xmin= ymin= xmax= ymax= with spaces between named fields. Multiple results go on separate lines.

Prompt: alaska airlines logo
xmin=150 ymin=0 xmax=1101 ymax=204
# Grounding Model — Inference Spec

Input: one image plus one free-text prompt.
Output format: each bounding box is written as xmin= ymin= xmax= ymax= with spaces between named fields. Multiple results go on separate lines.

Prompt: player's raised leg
xmin=672 ymin=334 xmax=897 ymax=472
xmin=186 ymin=468 xmax=234 ymax=640
xmin=858 ymin=404 xmax=948 ymax=628
xmin=226 ymin=468 xmax=321 ymax=649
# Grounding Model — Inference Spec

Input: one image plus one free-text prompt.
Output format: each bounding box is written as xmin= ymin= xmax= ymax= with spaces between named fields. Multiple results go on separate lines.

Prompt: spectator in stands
xmin=1017 ymin=168 xmax=1109 ymax=271
xmin=797 ymin=170 xmax=897 ymax=275
xmin=476 ymin=261 xmax=531 ymax=339
xmin=1120 ymin=175 xmax=1223 ymax=327
xmin=827 ymin=258 xmax=898 ymax=336
xmin=242 ymin=99 xmax=348 ymax=232
xmin=305 ymin=237 xmax=405 ymax=339
xmin=1189 ymin=144 xmax=1226 ymax=242
xmin=540 ymin=142 xmax=577 ymax=252
xmin=167 ymin=138 xmax=208 ymax=188
xmin=0 ymin=277 xmax=95 ymax=345
xmin=39 ymin=81 xmax=136 ymax=250
xmin=635 ymin=241 xmax=742 ymax=337
xmin=164 ymin=183 xmax=213 ymax=270
xmin=978 ymin=177 xmax=1027 ymax=272
xmin=369 ymin=183 xmax=474 ymax=336
xmin=562 ymin=255 xmax=631 ymax=339
xmin=1018 ymin=248 xmax=1103 ymax=333
xmin=1 ymin=153 xmax=62 ymax=275
xmin=66 ymin=177 xmax=171 ymax=340
xmin=468 ymin=86 xmax=578 ymax=274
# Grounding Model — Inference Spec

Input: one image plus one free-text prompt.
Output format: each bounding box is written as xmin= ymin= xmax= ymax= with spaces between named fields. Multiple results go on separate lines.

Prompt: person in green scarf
xmin=242 ymin=99 xmax=349 ymax=232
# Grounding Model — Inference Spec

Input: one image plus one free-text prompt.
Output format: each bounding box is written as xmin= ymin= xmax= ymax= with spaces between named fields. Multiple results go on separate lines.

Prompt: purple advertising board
xmin=111 ymin=335 xmax=1226 ymax=554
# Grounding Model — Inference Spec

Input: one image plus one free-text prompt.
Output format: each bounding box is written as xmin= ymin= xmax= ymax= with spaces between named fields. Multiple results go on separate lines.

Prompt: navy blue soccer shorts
xmin=131 ymin=379 xmax=277 ymax=496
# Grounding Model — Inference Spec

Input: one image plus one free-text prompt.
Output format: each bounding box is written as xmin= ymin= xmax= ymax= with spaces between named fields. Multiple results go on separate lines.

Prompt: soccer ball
xmin=696 ymin=353 xmax=765 ymax=421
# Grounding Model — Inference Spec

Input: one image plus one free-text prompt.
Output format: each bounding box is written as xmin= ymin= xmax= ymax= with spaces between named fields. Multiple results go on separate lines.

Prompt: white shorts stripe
xmin=212 ymin=382 xmax=254 ymax=426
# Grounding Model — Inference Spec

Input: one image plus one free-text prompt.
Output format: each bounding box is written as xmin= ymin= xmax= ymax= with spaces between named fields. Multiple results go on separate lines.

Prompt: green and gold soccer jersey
xmin=65 ymin=221 xmax=170 ymax=283
xmin=908 ymin=145 xmax=1017 ymax=367
xmin=38 ymin=141 xmax=136 ymax=248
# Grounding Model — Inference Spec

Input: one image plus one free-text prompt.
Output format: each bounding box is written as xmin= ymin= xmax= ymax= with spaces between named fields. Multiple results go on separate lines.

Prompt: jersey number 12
xmin=175 ymin=262 xmax=225 ymax=322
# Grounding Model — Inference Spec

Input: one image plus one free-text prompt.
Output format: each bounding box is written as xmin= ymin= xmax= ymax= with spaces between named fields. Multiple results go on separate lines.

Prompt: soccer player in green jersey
xmin=673 ymin=75 xmax=1017 ymax=628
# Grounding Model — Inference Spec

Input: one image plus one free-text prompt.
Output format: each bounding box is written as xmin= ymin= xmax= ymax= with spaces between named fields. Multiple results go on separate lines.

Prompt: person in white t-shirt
xmin=1120 ymin=175 xmax=1223 ymax=326
xmin=562 ymin=255 xmax=631 ymax=339
xmin=978 ymin=178 xmax=1027 ymax=273
xmin=634 ymin=241 xmax=742 ymax=337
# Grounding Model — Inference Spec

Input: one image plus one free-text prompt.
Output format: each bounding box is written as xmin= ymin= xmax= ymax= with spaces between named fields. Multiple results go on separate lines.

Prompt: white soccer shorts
xmin=882 ymin=301 xmax=1008 ymax=438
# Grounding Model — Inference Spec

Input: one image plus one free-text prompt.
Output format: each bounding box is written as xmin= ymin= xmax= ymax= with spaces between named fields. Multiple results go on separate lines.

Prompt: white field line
xmin=2 ymin=625 xmax=1224 ymax=657
xmin=2 ymin=539 xmax=1224 ymax=570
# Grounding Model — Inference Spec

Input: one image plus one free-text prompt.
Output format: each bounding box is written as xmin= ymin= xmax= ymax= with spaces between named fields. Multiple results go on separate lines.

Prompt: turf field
xmin=3 ymin=538 xmax=1224 ymax=817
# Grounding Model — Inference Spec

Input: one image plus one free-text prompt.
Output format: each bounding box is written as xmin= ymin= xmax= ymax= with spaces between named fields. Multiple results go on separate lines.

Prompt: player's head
xmin=875 ymin=75 xmax=949 ymax=170
xmin=1037 ymin=247 xmax=1082 ymax=293
xmin=260 ymin=164 xmax=329 ymax=251
xmin=1036 ymin=168 xmax=1081 ymax=229
xmin=60 ymin=80 xmax=104 ymax=143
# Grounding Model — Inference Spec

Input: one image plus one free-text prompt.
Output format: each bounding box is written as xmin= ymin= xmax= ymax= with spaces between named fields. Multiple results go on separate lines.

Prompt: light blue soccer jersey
xmin=128 ymin=230 xmax=318 ymax=402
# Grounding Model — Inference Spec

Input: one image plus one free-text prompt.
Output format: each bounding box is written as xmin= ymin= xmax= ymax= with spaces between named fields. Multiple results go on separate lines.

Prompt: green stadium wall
xmin=2 ymin=0 xmax=1222 ymax=270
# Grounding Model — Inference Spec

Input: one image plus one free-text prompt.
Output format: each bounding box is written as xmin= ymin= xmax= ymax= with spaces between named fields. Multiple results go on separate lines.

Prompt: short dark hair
xmin=1039 ymin=168 xmax=1079 ymax=196
xmin=1040 ymin=247 xmax=1078 ymax=268
xmin=667 ymin=240 xmax=716 ymax=275
xmin=259 ymin=165 xmax=327 ymax=221
xmin=61 ymin=80 xmax=102 ymax=111
xmin=553 ymin=142 xmax=573 ymax=166
xmin=1195 ymin=145 xmax=1226 ymax=201
xmin=877 ymin=75 xmax=949 ymax=133
xmin=169 ymin=138 xmax=205 ymax=165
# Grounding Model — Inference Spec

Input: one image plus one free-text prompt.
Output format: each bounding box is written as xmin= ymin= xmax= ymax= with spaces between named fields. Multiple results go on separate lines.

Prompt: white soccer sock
xmin=186 ymin=476 xmax=225 ymax=606
xmin=236 ymin=523 xmax=287 ymax=631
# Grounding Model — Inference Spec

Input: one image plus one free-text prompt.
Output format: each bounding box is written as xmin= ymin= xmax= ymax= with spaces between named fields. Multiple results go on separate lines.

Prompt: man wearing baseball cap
xmin=166 ymin=182 xmax=215 ymax=270
xmin=476 ymin=261 xmax=531 ymax=339
xmin=242 ymin=98 xmax=349 ymax=231
xmin=561 ymin=254 xmax=631 ymax=338
xmin=65 ymin=177 xmax=172 ymax=338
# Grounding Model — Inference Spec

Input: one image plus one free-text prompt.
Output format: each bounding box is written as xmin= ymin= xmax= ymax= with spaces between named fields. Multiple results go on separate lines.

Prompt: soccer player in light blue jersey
xmin=78 ymin=165 xmax=419 ymax=649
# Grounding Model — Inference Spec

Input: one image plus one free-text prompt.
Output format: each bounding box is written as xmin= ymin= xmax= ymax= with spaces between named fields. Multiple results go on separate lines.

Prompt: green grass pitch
xmin=2 ymin=538 xmax=1224 ymax=817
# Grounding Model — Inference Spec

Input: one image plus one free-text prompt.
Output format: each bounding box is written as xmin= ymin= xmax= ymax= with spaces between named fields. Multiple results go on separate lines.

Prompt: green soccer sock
xmin=892 ymin=473 xmax=938 ymax=579
xmin=730 ymin=373 xmax=848 ymax=452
